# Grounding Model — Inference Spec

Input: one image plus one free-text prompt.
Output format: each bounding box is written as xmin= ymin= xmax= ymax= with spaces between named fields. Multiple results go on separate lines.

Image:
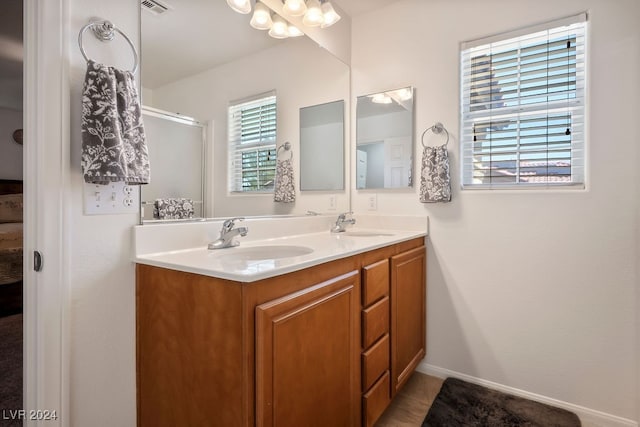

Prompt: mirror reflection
xmin=141 ymin=0 xmax=350 ymax=221
xmin=300 ymin=100 xmax=344 ymax=191
xmin=356 ymin=87 xmax=414 ymax=189
xmin=140 ymin=107 xmax=205 ymax=221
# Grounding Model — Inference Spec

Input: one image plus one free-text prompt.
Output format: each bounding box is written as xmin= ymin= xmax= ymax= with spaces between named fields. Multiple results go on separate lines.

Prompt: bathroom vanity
xmin=134 ymin=216 xmax=426 ymax=427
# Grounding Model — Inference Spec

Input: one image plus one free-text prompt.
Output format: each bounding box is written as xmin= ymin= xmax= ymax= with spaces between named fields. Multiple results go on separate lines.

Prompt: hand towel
xmin=420 ymin=145 xmax=452 ymax=203
xmin=274 ymin=158 xmax=295 ymax=203
xmin=81 ymin=60 xmax=150 ymax=185
xmin=153 ymin=198 xmax=195 ymax=220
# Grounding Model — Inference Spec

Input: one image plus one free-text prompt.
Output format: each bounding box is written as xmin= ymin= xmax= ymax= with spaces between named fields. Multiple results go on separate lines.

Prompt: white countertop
xmin=134 ymin=215 xmax=427 ymax=283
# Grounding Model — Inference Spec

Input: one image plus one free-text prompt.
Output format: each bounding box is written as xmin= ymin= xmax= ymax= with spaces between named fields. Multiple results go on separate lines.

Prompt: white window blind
xmin=460 ymin=14 xmax=587 ymax=188
xmin=228 ymin=92 xmax=277 ymax=192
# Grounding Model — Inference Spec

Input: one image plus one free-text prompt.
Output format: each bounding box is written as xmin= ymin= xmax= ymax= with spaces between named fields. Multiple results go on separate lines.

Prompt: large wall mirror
xmin=140 ymin=0 xmax=350 ymax=221
xmin=140 ymin=107 xmax=206 ymax=221
xmin=300 ymin=100 xmax=344 ymax=191
xmin=356 ymin=87 xmax=415 ymax=189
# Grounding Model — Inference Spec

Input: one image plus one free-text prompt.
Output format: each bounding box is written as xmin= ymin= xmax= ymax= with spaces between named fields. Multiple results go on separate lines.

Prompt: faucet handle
xmin=337 ymin=211 xmax=353 ymax=221
xmin=222 ymin=217 xmax=244 ymax=230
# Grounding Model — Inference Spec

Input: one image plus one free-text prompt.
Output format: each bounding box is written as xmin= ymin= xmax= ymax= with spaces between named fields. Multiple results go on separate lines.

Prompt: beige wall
xmin=61 ymin=0 xmax=638 ymax=425
xmin=68 ymin=0 xmax=139 ymax=425
xmin=351 ymin=0 xmax=639 ymax=421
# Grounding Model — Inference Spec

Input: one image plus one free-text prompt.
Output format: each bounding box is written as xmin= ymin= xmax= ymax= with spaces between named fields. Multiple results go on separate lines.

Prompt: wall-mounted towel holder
xmin=277 ymin=141 xmax=293 ymax=160
xmin=78 ymin=20 xmax=139 ymax=74
xmin=421 ymin=122 xmax=450 ymax=147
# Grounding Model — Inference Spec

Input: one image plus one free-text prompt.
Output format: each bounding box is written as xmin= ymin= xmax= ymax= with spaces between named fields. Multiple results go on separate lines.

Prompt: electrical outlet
xmin=328 ymin=195 xmax=337 ymax=210
xmin=84 ymin=181 xmax=139 ymax=215
xmin=367 ymin=194 xmax=377 ymax=211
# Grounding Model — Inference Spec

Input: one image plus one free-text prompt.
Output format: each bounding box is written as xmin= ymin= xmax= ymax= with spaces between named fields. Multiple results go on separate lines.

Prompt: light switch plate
xmin=328 ymin=195 xmax=337 ymax=210
xmin=367 ymin=194 xmax=377 ymax=211
xmin=83 ymin=181 xmax=140 ymax=215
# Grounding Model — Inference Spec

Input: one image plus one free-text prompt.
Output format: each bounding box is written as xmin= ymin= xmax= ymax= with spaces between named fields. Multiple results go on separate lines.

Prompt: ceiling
xmin=0 ymin=0 xmax=405 ymax=92
xmin=141 ymin=0 xmax=404 ymax=89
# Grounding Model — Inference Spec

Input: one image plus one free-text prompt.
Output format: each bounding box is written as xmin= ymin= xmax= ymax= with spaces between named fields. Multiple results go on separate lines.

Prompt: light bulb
xmin=371 ymin=93 xmax=392 ymax=104
xmin=302 ymin=0 xmax=324 ymax=27
xmin=250 ymin=2 xmax=273 ymax=30
xmin=288 ymin=25 xmax=304 ymax=37
xmin=269 ymin=14 xmax=290 ymax=39
xmin=394 ymin=88 xmax=413 ymax=101
xmin=283 ymin=0 xmax=307 ymax=17
xmin=320 ymin=1 xmax=340 ymax=28
xmin=226 ymin=0 xmax=251 ymax=14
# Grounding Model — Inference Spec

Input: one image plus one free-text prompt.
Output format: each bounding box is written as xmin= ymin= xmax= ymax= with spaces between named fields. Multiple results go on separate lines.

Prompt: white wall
xmin=352 ymin=0 xmax=639 ymax=422
xmin=67 ymin=1 xmax=139 ymax=425
xmin=57 ymin=0 xmax=638 ymax=425
xmin=0 ymin=107 xmax=23 ymax=180
xmin=150 ymin=37 xmax=351 ymax=218
xmin=300 ymin=122 xmax=344 ymax=191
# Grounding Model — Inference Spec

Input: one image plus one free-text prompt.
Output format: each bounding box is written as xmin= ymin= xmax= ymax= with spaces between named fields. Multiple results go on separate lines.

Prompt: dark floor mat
xmin=423 ymin=377 xmax=581 ymax=427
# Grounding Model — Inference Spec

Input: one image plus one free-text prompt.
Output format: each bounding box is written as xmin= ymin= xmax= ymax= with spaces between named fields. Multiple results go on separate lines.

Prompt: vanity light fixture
xmin=302 ymin=0 xmax=324 ymax=27
xmin=371 ymin=93 xmax=393 ymax=104
xmin=250 ymin=1 xmax=273 ymax=30
xmin=226 ymin=0 xmax=252 ymax=14
xmin=269 ymin=14 xmax=290 ymax=39
xmin=320 ymin=1 xmax=341 ymax=28
xmin=288 ymin=25 xmax=305 ymax=37
xmin=227 ymin=0 xmax=341 ymax=40
xmin=282 ymin=0 xmax=307 ymax=17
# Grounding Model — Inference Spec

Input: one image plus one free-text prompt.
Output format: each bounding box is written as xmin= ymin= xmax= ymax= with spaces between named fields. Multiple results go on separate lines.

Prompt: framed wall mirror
xmin=300 ymin=100 xmax=345 ymax=191
xmin=356 ymin=86 xmax=414 ymax=189
xmin=140 ymin=107 xmax=206 ymax=221
xmin=140 ymin=0 xmax=350 ymax=221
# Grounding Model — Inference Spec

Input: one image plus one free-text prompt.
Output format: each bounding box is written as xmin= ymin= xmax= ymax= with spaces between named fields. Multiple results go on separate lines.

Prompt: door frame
xmin=23 ymin=0 xmax=69 ymax=425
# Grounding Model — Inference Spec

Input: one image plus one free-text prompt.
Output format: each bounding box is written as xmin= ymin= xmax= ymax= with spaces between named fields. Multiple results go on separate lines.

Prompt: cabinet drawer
xmin=362 ymin=334 xmax=389 ymax=391
xmin=362 ymin=370 xmax=391 ymax=427
xmin=362 ymin=259 xmax=389 ymax=307
xmin=362 ymin=296 xmax=389 ymax=349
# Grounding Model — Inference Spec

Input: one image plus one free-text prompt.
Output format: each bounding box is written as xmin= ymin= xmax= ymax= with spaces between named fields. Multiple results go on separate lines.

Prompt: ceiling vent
xmin=141 ymin=0 xmax=169 ymax=15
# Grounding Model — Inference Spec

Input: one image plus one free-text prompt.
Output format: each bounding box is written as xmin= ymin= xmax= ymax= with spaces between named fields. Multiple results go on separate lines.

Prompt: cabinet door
xmin=390 ymin=246 xmax=426 ymax=395
xmin=256 ymin=270 xmax=361 ymax=427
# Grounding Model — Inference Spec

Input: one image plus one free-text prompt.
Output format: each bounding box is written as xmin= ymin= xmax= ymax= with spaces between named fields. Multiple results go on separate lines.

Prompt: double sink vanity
xmin=134 ymin=214 xmax=427 ymax=426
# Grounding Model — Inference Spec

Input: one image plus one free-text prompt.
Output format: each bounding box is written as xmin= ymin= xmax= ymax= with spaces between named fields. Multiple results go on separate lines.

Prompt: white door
xmin=356 ymin=150 xmax=367 ymax=189
xmin=384 ymin=136 xmax=411 ymax=188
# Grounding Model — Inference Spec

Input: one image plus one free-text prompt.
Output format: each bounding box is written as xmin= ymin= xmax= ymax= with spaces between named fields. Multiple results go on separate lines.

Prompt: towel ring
xmin=78 ymin=20 xmax=139 ymax=74
xmin=277 ymin=142 xmax=293 ymax=160
xmin=421 ymin=122 xmax=449 ymax=148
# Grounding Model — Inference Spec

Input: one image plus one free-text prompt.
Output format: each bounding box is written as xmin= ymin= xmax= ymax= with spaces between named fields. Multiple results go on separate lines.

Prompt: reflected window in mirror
xmin=300 ymin=100 xmax=345 ymax=191
xmin=356 ymin=87 xmax=415 ymax=189
xmin=228 ymin=91 xmax=277 ymax=193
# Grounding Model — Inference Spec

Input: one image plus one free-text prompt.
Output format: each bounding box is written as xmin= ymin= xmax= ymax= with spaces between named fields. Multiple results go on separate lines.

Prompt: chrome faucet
xmin=208 ymin=217 xmax=248 ymax=249
xmin=330 ymin=212 xmax=356 ymax=233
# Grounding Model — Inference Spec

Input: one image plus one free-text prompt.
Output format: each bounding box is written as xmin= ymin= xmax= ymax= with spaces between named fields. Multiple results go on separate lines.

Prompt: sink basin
xmin=213 ymin=245 xmax=314 ymax=261
xmin=341 ymin=231 xmax=394 ymax=237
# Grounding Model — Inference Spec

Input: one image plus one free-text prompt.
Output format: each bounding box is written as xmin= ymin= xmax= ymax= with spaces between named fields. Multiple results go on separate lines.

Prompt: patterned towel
xmin=153 ymin=198 xmax=194 ymax=220
xmin=81 ymin=60 xmax=150 ymax=185
xmin=274 ymin=158 xmax=295 ymax=203
xmin=420 ymin=145 xmax=451 ymax=203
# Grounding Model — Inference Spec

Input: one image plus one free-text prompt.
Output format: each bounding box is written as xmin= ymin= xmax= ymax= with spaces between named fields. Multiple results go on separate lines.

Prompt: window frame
xmin=459 ymin=13 xmax=588 ymax=190
xmin=227 ymin=91 xmax=278 ymax=194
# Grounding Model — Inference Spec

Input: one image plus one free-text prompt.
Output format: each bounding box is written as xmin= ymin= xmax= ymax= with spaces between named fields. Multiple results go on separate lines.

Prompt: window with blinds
xmin=460 ymin=14 xmax=586 ymax=188
xmin=228 ymin=92 xmax=277 ymax=192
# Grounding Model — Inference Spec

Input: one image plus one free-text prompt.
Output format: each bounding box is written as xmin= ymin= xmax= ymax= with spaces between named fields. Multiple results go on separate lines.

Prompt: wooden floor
xmin=375 ymin=372 xmax=444 ymax=427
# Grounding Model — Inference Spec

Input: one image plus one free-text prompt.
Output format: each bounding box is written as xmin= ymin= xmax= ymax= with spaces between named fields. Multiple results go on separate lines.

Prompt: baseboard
xmin=418 ymin=363 xmax=638 ymax=427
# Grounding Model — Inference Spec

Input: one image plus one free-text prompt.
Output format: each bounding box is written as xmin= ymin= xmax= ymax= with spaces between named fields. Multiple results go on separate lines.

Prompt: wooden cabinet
xmin=390 ymin=246 xmax=426 ymax=396
xmin=255 ymin=271 xmax=360 ymax=427
xmin=136 ymin=237 xmax=425 ymax=427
